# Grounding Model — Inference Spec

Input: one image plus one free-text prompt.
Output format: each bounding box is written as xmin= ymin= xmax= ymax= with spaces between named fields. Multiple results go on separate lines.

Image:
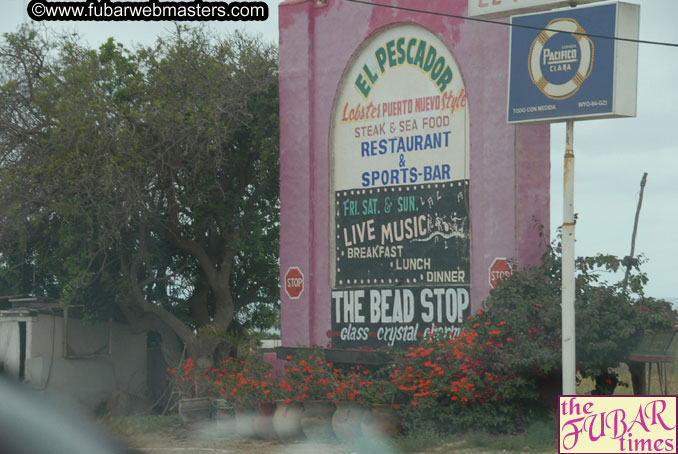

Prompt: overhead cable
xmin=344 ymin=0 xmax=678 ymax=48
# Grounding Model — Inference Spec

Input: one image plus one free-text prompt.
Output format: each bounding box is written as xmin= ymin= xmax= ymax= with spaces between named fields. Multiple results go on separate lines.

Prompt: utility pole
xmin=562 ymin=120 xmax=576 ymax=395
xmin=623 ymin=172 xmax=648 ymax=292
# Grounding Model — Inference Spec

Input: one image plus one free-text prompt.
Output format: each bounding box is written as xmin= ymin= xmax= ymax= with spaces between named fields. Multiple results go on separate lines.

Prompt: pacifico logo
xmin=528 ymin=18 xmax=594 ymax=100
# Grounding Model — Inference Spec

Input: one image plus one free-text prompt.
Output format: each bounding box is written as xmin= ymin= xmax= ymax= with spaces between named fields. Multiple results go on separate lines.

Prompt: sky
xmin=0 ymin=0 xmax=676 ymax=299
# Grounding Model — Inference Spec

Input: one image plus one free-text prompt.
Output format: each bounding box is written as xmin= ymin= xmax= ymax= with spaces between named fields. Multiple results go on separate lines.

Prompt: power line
xmin=344 ymin=0 xmax=678 ymax=48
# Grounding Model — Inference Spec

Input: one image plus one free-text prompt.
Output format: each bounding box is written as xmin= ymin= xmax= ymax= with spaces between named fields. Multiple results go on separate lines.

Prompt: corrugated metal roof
xmin=0 ymin=308 xmax=37 ymax=320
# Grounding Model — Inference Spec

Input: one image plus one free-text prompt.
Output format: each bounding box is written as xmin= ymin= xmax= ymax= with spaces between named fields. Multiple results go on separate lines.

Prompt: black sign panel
xmin=331 ymin=285 xmax=470 ymax=348
xmin=331 ymin=181 xmax=470 ymax=348
xmin=334 ymin=181 xmax=469 ymax=287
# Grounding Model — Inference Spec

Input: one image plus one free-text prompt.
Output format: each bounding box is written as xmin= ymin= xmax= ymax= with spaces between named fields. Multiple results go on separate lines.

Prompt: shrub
xmin=483 ymin=244 xmax=677 ymax=392
xmin=165 ymin=246 xmax=676 ymax=434
xmin=392 ymin=327 xmax=543 ymax=434
xmin=279 ymin=351 xmax=337 ymax=402
xmin=393 ymin=242 xmax=677 ymax=433
xmin=168 ymin=354 xmax=278 ymax=409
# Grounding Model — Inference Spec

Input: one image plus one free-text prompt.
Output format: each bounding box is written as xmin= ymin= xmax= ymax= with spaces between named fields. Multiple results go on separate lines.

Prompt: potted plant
xmin=327 ymin=364 xmax=369 ymax=442
xmin=281 ymin=351 xmax=337 ymax=440
xmin=346 ymin=365 xmax=402 ymax=438
xmin=168 ymin=358 xmax=212 ymax=425
xmin=217 ymin=356 xmax=278 ymax=438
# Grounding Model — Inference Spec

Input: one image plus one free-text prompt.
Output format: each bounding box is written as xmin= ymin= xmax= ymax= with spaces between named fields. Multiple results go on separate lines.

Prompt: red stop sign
xmin=489 ymin=258 xmax=513 ymax=289
xmin=284 ymin=266 xmax=304 ymax=299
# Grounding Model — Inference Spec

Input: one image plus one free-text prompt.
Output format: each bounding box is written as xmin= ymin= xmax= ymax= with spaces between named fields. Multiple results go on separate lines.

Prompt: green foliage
xmin=397 ymin=414 xmax=558 ymax=453
xmin=395 ymin=240 xmax=677 ymax=434
xmin=392 ymin=332 xmax=545 ymax=435
xmin=101 ymin=414 xmax=183 ymax=436
xmin=281 ymin=350 xmax=338 ymax=402
xmin=483 ymin=243 xmax=676 ymax=386
xmin=460 ymin=415 xmax=558 ymax=452
xmin=0 ymin=25 xmax=280 ymax=361
xmin=396 ymin=422 xmax=442 ymax=452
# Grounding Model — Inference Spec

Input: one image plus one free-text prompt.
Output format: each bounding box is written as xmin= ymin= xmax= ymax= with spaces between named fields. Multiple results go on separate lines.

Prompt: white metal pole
xmin=562 ymin=119 xmax=576 ymax=395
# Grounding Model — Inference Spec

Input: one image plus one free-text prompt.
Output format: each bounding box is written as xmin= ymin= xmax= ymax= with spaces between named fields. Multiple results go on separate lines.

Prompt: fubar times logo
xmin=559 ymin=395 xmax=677 ymax=454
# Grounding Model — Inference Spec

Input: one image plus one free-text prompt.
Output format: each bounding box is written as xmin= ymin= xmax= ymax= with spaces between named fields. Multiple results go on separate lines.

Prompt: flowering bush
xmin=391 ymin=244 xmax=678 ymax=434
xmin=168 ymin=355 xmax=279 ymax=409
xmin=279 ymin=351 xmax=337 ymax=403
xmin=216 ymin=356 xmax=279 ymax=409
xmin=167 ymin=358 xmax=205 ymax=398
xmin=362 ymin=372 xmax=400 ymax=405
xmin=388 ymin=323 xmax=540 ymax=433
xmin=166 ymin=246 xmax=676 ymax=434
xmin=329 ymin=364 xmax=400 ymax=406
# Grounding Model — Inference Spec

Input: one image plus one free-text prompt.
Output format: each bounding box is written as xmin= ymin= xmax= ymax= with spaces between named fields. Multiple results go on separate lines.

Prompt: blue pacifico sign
xmin=507 ymin=2 xmax=639 ymax=123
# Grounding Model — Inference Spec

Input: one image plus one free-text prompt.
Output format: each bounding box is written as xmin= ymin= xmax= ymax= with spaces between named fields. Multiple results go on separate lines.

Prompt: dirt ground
xmin=121 ymin=429 xmax=552 ymax=454
xmin=124 ymin=432 xmax=353 ymax=454
xmin=112 ymin=416 xmax=555 ymax=454
xmin=119 ymin=422 xmax=384 ymax=454
xmin=118 ymin=426 xmax=550 ymax=454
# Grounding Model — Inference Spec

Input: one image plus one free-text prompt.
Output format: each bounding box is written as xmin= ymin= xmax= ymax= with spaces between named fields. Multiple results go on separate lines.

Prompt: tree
xmin=0 ymin=25 xmax=280 ymax=367
xmin=480 ymin=241 xmax=677 ymax=396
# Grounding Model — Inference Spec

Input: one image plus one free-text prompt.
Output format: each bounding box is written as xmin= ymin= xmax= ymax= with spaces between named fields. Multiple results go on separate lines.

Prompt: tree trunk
xmin=118 ymin=298 xmax=185 ymax=366
xmin=121 ymin=294 xmax=235 ymax=370
xmin=184 ymin=335 xmax=234 ymax=370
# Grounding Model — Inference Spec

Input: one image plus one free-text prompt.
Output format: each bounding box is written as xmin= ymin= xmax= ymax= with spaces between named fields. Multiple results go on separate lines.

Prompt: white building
xmin=0 ymin=297 xmax=147 ymax=412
